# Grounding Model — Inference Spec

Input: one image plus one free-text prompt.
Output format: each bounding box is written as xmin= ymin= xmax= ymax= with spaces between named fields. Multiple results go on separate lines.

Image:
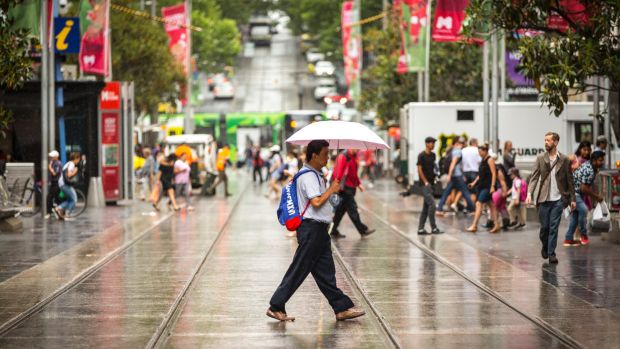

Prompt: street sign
xmin=100 ymin=82 xmax=122 ymax=201
xmin=54 ymin=17 xmax=80 ymax=54
xmin=100 ymin=81 xmax=121 ymax=110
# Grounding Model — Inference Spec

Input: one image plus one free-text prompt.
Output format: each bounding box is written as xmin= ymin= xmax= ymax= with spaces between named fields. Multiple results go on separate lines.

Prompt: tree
xmin=464 ymin=0 xmax=620 ymax=116
xmin=0 ymin=0 xmax=38 ymax=131
xmin=110 ymin=8 xmax=184 ymax=115
xmin=192 ymin=11 xmax=241 ymax=72
xmin=360 ymin=8 xmax=482 ymax=125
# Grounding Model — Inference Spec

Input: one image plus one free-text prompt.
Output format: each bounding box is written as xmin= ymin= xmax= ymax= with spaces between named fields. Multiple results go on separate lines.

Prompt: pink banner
xmin=432 ymin=0 xmax=469 ymax=42
xmin=341 ymin=0 xmax=362 ymax=100
xmin=547 ymin=0 xmax=588 ymax=32
xmin=162 ymin=4 xmax=189 ymax=76
xmin=79 ymin=0 xmax=109 ymax=76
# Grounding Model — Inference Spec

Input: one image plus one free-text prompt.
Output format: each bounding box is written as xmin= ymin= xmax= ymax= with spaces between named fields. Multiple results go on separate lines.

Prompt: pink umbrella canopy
xmin=286 ymin=120 xmax=390 ymax=150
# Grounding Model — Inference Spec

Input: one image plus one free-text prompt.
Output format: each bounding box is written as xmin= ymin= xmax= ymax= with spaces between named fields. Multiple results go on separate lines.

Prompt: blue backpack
xmin=277 ymin=169 xmax=320 ymax=231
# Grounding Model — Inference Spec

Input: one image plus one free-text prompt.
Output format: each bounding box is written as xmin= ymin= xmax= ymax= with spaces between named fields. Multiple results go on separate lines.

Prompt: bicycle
xmin=20 ymin=180 xmax=87 ymax=218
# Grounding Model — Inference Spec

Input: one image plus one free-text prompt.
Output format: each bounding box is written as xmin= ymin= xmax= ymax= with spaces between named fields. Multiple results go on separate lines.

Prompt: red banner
xmin=162 ymin=4 xmax=189 ymax=76
xmin=432 ymin=0 xmax=469 ymax=42
xmin=79 ymin=0 xmax=109 ymax=76
xmin=547 ymin=0 xmax=588 ymax=32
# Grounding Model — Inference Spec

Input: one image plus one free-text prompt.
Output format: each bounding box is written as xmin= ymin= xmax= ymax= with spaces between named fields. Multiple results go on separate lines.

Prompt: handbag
xmin=590 ymin=201 xmax=611 ymax=233
xmin=63 ymin=165 xmax=78 ymax=186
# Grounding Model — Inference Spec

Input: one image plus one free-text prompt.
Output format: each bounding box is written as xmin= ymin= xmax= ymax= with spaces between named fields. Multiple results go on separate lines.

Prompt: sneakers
xmin=563 ymin=239 xmax=580 ymax=247
xmin=431 ymin=228 xmax=443 ymax=234
xmin=417 ymin=229 xmax=430 ymax=235
xmin=515 ymin=223 xmax=526 ymax=229
xmin=549 ymin=255 xmax=559 ymax=264
xmin=580 ymin=235 xmax=589 ymax=245
xmin=361 ymin=229 xmax=376 ymax=237
xmin=450 ymin=203 xmax=459 ymax=213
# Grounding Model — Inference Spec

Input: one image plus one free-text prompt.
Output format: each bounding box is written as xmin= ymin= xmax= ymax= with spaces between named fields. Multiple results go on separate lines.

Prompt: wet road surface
xmin=1 ymin=176 xmax=619 ymax=348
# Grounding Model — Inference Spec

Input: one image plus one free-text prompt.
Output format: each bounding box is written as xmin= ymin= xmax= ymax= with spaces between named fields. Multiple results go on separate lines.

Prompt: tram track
xmin=148 ymin=182 xmax=250 ymax=349
xmin=0 ymin=212 xmax=175 ymax=337
xmin=355 ymin=199 xmax=585 ymax=349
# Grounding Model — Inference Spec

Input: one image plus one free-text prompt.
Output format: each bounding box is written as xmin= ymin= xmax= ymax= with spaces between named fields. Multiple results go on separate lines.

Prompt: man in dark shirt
xmin=417 ymin=137 xmax=443 ymax=234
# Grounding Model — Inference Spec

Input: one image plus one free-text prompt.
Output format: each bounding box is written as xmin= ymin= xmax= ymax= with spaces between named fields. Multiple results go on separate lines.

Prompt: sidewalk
xmin=360 ymin=180 xmax=620 ymax=316
xmin=0 ymin=201 xmax=161 ymax=282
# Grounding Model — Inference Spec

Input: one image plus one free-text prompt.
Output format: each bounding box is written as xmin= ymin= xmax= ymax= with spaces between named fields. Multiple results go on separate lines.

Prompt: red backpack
xmin=518 ymin=178 xmax=528 ymax=202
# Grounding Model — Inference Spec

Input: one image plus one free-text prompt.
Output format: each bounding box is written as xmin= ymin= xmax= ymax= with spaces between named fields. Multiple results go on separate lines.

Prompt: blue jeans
xmin=59 ymin=185 xmax=77 ymax=212
xmin=539 ymin=200 xmax=564 ymax=257
xmin=437 ymin=176 xmax=475 ymax=211
xmin=566 ymin=194 xmax=588 ymax=240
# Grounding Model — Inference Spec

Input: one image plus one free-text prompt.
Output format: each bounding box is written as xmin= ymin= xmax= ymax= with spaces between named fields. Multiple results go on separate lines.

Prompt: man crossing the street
xmin=330 ymin=149 xmax=376 ymax=238
xmin=267 ymin=140 xmax=365 ymax=322
xmin=527 ymin=132 xmax=576 ymax=264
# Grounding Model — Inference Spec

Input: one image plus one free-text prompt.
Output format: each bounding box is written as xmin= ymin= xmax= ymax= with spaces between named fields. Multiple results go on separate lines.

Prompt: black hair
xmin=306 ymin=140 xmax=329 ymax=162
xmin=167 ymin=153 xmax=178 ymax=162
xmin=591 ymin=150 xmax=606 ymax=161
xmin=575 ymin=141 xmax=591 ymax=158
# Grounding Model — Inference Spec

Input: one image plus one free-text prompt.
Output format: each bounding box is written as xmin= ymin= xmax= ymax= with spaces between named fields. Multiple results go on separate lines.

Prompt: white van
xmin=402 ymin=102 xmax=614 ymax=184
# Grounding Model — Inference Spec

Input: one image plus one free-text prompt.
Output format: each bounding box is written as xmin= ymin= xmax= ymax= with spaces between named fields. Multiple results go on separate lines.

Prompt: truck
xmin=400 ymin=101 xmax=614 ymax=186
xmin=249 ymin=16 xmax=273 ymax=46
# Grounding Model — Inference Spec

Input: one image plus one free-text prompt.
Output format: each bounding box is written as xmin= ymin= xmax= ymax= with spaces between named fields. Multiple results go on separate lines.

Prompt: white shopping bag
xmin=591 ymin=201 xmax=611 ymax=233
xmin=563 ymin=206 xmax=571 ymax=219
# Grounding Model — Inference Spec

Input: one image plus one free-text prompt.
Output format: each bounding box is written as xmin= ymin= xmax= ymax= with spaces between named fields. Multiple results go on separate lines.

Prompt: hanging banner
xmin=78 ymin=0 xmax=110 ymax=76
xmin=395 ymin=0 xmax=429 ymax=73
xmin=162 ymin=3 xmax=189 ymax=76
xmin=432 ymin=0 xmax=469 ymax=42
xmin=341 ymin=0 xmax=362 ymax=101
xmin=547 ymin=0 xmax=589 ymax=32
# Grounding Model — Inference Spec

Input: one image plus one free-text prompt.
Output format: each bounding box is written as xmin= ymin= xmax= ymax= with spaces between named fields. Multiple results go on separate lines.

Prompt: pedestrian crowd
xmin=412 ymin=132 xmax=609 ymax=265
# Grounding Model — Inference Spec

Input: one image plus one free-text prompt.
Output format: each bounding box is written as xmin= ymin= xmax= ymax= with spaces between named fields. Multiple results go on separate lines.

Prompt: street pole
xmin=417 ymin=73 xmax=423 ymax=102
xmin=604 ymin=77 xmax=611 ymax=168
xmin=482 ymin=39 xmax=490 ymax=143
xmin=151 ymin=0 xmax=156 ymax=17
xmin=593 ymin=76 xmax=600 ymax=141
xmin=500 ymin=32 xmax=507 ymax=101
xmin=491 ymin=31 xmax=499 ymax=152
xmin=382 ymin=0 xmax=388 ymax=30
xmin=48 ymin=1 xmax=56 ymax=154
xmin=184 ymin=0 xmax=194 ymax=134
xmin=423 ymin=0 xmax=431 ymax=102
xmin=41 ymin=0 xmax=49 ymax=218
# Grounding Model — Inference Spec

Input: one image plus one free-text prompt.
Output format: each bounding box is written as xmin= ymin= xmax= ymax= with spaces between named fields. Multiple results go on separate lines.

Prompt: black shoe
xmin=508 ymin=221 xmax=518 ymax=228
xmin=549 ymin=255 xmax=558 ymax=264
xmin=417 ymin=229 xmax=430 ymax=235
xmin=483 ymin=220 xmax=494 ymax=229
xmin=431 ymin=228 xmax=444 ymax=234
xmin=516 ymin=223 xmax=526 ymax=229
xmin=331 ymin=231 xmax=346 ymax=239
xmin=361 ymin=228 xmax=376 ymax=237
xmin=541 ymin=246 xmax=548 ymax=259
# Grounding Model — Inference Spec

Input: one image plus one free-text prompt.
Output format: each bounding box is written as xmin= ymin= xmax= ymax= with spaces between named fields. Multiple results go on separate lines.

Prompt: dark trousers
xmin=47 ymin=183 xmax=60 ymax=214
xmin=332 ymin=187 xmax=368 ymax=234
xmin=270 ymin=220 xmax=354 ymax=313
xmin=419 ymin=185 xmax=437 ymax=230
xmin=253 ymin=165 xmax=263 ymax=183
xmin=539 ymin=199 xmax=564 ymax=257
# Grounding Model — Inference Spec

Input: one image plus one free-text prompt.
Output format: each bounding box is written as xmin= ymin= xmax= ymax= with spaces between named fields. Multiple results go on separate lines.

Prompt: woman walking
xmin=502 ymin=140 xmax=516 ymax=169
xmin=174 ymin=152 xmax=193 ymax=211
xmin=154 ymin=154 xmax=179 ymax=211
xmin=466 ymin=143 xmax=500 ymax=233
xmin=491 ymin=157 xmax=511 ymax=229
xmin=507 ymin=168 xmax=527 ymax=229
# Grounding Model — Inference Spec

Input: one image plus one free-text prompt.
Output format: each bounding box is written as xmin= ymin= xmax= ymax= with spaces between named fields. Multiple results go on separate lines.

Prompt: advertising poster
xmin=79 ymin=0 xmax=109 ymax=76
xmin=394 ymin=0 xmax=429 ymax=73
xmin=162 ymin=3 xmax=189 ymax=76
xmin=431 ymin=0 xmax=469 ymax=42
xmin=341 ymin=0 xmax=362 ymax=101
xmin=100 ymin=82 xmax=121 ymax=201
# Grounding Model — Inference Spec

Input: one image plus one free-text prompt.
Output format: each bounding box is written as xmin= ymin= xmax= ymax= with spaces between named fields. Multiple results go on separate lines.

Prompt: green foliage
xmin=192 ymin=10 xmax=241 ymax=72
xmin=360 ymin=9 xmax=482 ymax=125
xmin=464 ymin=0 xmax=620 ymax=116
xmin=110 ymin=8 xmax=184 ymax=114
xmin=0 ymin=0 xmax=36 ymax=134
xmin=215 ymin=0 xmax=275 ymax=24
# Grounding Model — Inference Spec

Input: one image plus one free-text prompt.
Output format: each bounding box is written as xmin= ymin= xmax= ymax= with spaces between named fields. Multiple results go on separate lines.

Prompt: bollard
xmin=96 ymin=177 xmax=106 ymax=206
xmin=87 ymin=177 xmax=103 ymax=208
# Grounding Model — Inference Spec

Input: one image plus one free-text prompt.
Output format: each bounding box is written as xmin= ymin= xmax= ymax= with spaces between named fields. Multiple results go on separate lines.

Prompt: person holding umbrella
xmin=267 ymin=139 xmax=365 ymax=322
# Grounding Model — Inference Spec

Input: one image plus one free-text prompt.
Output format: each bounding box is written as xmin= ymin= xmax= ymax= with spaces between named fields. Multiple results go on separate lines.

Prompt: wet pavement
xmin=0 ymin=176 xmax=619 ymax=348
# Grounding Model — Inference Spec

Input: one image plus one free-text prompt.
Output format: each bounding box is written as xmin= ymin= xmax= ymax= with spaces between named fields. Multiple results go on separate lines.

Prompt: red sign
xmin=432 ymin=0 xmax=469 ymax=42
xmin=162 ymin=4 xmax=189 ymax=76
xmin=547 ymin=0 xmax=589 ymax=32
xmin=100 ymin=81 xmax=121 ymax=110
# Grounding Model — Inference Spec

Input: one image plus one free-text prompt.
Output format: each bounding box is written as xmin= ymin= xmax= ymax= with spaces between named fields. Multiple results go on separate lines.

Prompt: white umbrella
xmin=286 ymin=120 xmax=390 ymax=150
